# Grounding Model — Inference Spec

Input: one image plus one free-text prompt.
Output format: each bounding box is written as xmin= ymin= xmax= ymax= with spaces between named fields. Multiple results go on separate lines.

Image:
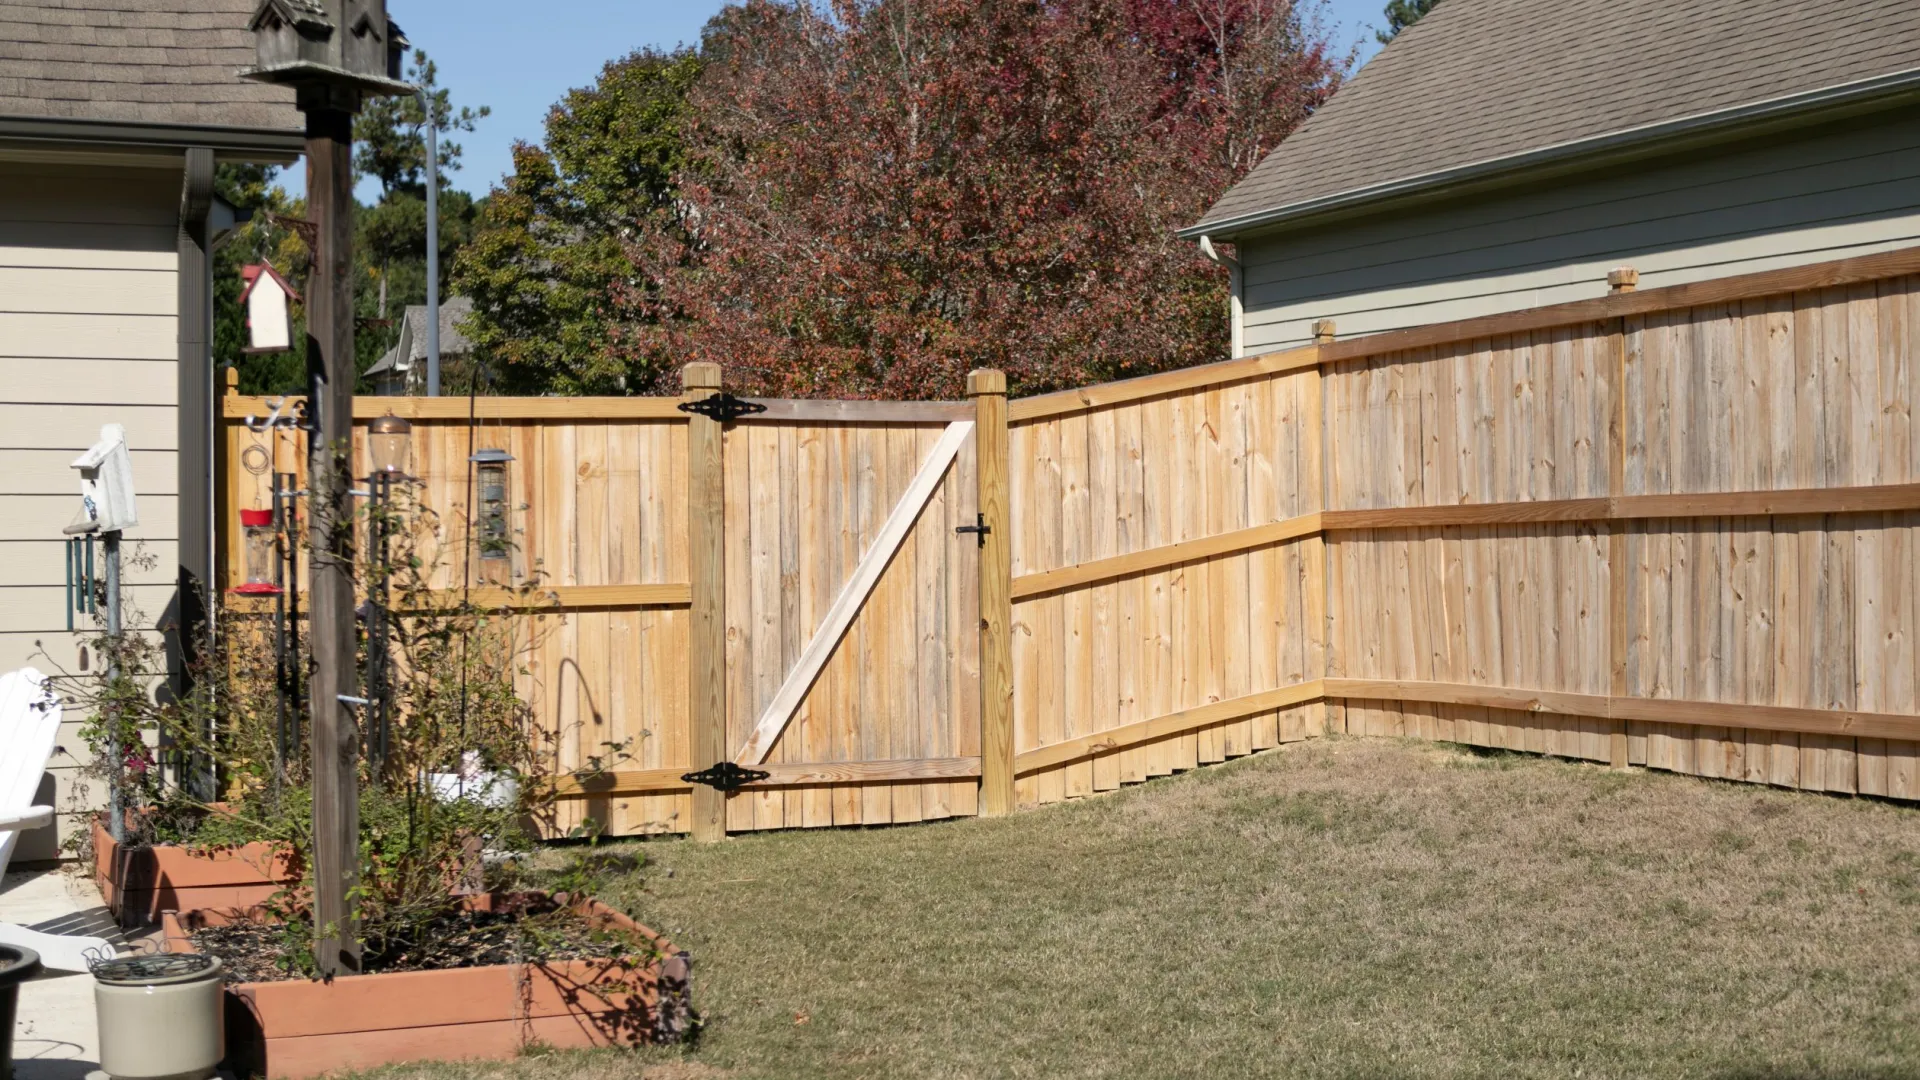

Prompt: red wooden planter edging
xmin=161 ymin=894 xmax=693 ymax=1079
xmin=93 ymin=816 xmax=297 ymax=928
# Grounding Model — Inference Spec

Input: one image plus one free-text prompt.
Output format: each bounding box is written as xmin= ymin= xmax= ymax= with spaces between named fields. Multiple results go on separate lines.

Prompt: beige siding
xmin=0 ymin=159 xmax=181 ymax=863
xmin=1236 ymin=109 xmax=1920 ymax=353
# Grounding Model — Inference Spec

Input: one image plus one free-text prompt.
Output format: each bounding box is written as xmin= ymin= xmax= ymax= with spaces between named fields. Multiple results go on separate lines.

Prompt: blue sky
xmin=293 ymin=0 xmax=1385 ymax=200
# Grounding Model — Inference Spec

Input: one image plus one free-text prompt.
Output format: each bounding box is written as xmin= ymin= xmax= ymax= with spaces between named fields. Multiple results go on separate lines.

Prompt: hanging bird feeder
xmin=233 ymin=509 xmax=282 ymax=596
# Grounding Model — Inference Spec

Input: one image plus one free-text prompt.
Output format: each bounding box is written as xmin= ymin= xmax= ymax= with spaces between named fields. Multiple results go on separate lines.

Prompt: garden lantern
xmin=367 ymin=412 xmax=412 ymax=476
xmin=234 ymin=509 xmax=282 ymax=596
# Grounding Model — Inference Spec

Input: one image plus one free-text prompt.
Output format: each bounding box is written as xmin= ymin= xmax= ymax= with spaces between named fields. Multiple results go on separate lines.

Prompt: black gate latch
xmin=682 ymin=761 xmax=771 ymax=792
xmin=955 ymin=513 xmax=991 ymax=548
xmin=677 ymin=392 xmax=767 ymax=424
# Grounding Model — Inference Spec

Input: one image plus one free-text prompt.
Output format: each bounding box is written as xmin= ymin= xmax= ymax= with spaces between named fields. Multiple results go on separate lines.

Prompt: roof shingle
xmin=0 ymin=0 xmax=300 ymax=132
xmin=1195 ymin=0 xmax=1920 ymax=233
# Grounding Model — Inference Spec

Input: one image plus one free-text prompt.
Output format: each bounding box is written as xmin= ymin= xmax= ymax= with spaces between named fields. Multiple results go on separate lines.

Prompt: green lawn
xmin=359 ymin=737 xmax=1920 ymax=1080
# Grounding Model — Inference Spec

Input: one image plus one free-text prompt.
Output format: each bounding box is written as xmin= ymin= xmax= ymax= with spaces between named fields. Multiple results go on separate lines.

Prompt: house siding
xmin=0 ymin=159 xmax=181 ymax=863
xmin=1235 ymin=108 xmax=1920 ymax=354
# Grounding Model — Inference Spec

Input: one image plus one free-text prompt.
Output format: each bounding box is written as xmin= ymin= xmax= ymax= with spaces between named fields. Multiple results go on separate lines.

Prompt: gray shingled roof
xmin=368 ymin=297 xmax=474 ymax=377
xmin=0 ymin=0 xmax=300 ymax=131
xmin=1194 ymin=0 xmax=1920 ymax=235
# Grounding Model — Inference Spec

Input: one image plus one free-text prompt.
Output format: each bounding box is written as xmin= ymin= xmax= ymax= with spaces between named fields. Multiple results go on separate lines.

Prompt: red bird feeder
xmin=232 ymin=508 xmax=282 ymax=596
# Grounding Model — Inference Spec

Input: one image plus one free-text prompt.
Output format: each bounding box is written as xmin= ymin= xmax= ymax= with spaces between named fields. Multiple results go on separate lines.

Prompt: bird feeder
xmin=233 ymin=509 xmax=282 ymax=597
xmin=238 ymin=264 xmax=299 ymax=354
xmin=470 ymin=448 xmax=513 ymax=561
xmin=367 ymin=412 xmax=412 ymax=477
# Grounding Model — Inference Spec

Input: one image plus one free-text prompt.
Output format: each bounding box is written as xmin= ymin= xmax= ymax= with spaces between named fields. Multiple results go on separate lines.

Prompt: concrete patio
xmin=3 ymin=868 xmax=120 ymax=1080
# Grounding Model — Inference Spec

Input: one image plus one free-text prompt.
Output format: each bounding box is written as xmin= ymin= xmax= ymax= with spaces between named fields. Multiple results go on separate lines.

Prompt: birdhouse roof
xmin=238 ymin=263 xmax=300 ymax=305
xmin=248 ymin=0 xmax=333 ymax=33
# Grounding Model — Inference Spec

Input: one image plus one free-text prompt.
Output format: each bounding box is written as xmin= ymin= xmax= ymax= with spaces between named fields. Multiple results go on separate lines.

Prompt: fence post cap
xmin=966 ymin=369 xmax=1007 ymax=396
xmin=1607 ymin=267 xmax=1640 ymax=293
xmin=1312 ymin=319 xmax=1337 ymax=344
xmin=681 ymin=362 xmax=723 ymax=391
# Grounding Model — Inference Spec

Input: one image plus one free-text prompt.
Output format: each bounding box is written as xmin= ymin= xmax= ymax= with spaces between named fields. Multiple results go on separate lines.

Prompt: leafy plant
xmin=57 ymin=480 xmax=643 ymax=976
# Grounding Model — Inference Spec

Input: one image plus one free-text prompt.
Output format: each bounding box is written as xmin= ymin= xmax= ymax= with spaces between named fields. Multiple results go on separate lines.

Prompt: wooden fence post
xmin=684 ymin=362 xmax=728 ymax=841
xmin=1606 ymin=267 xmax=1636 ymax=768
xmin=969 ymin=369 xmax=1015 ymax=817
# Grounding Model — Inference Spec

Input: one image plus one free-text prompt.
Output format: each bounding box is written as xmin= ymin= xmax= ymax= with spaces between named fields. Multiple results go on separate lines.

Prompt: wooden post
xmin=1606 ymin=266 xmax=1636 ymax=768
xmin=305 ymin=101 xmax=362 ymax=975
xmin=969 ymin=369 xmax=1015 ymax=816
xmin=683 ymin=363 xmax=728 ymax=842
xmin=1313 ymin=319 xmax=1338 ymax=345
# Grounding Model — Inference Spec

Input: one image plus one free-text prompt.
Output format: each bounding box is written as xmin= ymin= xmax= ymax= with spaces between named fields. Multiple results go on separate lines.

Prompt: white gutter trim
xmin=1179 ymin=66 xmax=1920 ymax=241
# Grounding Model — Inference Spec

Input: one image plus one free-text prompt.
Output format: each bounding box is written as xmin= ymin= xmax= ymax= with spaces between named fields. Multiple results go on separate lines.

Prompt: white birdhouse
xmin=239 ymin=264 xmax=299 ymax=354
xmin=68 ymin=424 xmax=138 ymax=535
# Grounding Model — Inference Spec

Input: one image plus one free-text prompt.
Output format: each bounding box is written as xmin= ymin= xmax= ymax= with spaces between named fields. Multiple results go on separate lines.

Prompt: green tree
xmin=211 ymin=51 xmax=489 ymax=396
xmin=354 ymin=50 xmax=489 ymax=198
xmin=453 ymin=48 xmax=702 ymax=394
xmin=1378 ymin=0 xmax=1438 ymax=43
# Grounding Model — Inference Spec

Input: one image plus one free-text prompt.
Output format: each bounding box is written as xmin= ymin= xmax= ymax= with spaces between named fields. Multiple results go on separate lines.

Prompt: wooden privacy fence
xmin=218 ymin=243 xmax=1920 ymax=840
xmin=1004 ymin=245 xmax=1920 ymax=806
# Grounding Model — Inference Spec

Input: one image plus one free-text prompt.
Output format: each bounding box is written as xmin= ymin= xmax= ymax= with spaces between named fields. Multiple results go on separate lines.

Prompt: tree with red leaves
xmin=477 ymin=0 xmax=1346 ymax=398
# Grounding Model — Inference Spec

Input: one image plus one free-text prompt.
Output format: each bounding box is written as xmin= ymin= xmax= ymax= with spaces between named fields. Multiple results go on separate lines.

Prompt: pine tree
xmin=1378 ymin=0 xmax=1438 ymax=44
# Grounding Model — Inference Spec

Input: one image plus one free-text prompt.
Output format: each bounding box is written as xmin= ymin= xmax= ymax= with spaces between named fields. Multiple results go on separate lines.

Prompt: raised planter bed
xmin=161 ymin=893 xmax=693 ymax=1079
xmin=93 ymin=815 xmax=297 ymax=929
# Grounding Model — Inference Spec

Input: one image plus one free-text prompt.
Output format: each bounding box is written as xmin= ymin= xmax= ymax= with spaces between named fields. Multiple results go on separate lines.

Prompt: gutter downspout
xmin=416 ymin=87 xmax=441 ymax=397
xmin=1197 ymin=235 xmax=1244 ymax=360
xmin=177 ymin=147 xmax=216 ymax=638
xmin=177 ymin=146 xmax=216 ymax=795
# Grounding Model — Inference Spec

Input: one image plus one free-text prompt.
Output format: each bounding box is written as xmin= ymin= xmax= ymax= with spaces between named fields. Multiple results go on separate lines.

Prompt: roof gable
xmin=1195 ymin=0 xmax=1920 ymax=235
xmin=0 ymin=0 xmax=301 ymax=134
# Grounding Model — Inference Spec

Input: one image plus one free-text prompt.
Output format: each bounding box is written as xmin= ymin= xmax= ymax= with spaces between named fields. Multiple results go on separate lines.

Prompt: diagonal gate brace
xmin=733 ymin=420 xmax=974 ymax=766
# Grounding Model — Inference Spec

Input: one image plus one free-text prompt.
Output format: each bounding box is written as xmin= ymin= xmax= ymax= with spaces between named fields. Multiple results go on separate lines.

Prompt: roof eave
xmin=0 ymin=114 xmax=303 ymax=160
xmin=1181 ymin=66 xmax=1920 ymax=242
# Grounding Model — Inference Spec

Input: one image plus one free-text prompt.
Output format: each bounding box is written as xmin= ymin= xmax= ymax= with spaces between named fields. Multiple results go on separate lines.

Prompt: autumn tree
xmin=619 ymin=0 xmax=1345 ymax=399
xmin=453 ymin=48 xmax=702 ymax=394
xmin=463 ymin=0 xmax=1343 ymax=398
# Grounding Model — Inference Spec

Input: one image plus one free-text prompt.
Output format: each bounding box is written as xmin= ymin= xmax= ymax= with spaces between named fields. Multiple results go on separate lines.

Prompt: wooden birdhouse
xmin=239 ymin=264 xmax=299 ymax=354
xmin=69 ymin=424 xmax=139 ymax=535
xmin=243 ymin=0 xmax=410 ymax=94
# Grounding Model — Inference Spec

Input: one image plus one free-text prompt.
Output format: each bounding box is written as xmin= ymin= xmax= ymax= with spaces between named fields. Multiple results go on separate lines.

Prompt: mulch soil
xmin=192 ymin=903 xmax=641 ymax=984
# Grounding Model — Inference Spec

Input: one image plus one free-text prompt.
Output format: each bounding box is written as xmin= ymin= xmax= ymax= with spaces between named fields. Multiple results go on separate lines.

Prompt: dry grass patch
xmin=352 ymin=738 xmax=1920 ymax=1080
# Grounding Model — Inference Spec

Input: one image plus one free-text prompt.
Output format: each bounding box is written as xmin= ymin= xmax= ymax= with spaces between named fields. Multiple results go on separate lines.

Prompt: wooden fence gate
xmin=706 ymin=386 xmax=985 ymax=834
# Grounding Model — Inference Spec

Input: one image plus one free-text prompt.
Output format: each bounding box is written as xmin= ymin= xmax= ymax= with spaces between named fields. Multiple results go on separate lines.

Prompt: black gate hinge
xmin=677 ymin=392 xmax=767 ymax=424
xmin=682 ymin=761 xmax=771 ymax=792
xmin=955 ymin=513 xmax=991 ymax=548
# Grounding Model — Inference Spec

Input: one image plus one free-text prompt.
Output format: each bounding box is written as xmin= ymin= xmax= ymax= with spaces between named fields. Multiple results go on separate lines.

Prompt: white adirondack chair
xmin=0 ymin=667 xmax=113 ymax=971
